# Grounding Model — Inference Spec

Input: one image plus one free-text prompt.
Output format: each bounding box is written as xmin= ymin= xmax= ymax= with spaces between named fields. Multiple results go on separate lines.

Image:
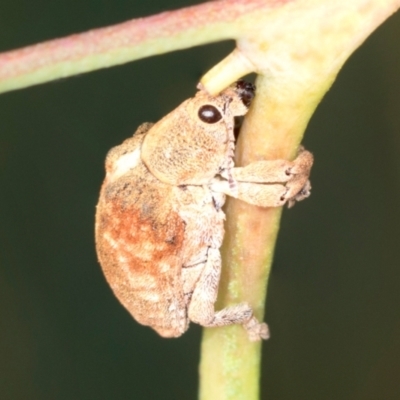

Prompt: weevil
xmin=95 ymin=81 xmax=313 ymax=341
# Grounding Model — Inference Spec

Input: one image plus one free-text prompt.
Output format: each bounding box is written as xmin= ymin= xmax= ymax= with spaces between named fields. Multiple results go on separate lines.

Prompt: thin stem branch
xmin=0 ymin=0 xmax=282 ymax=94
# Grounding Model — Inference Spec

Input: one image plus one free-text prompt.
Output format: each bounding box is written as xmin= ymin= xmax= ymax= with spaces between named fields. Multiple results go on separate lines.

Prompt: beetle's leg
xmin=214 ymin=148 xmax=313 ymax=207
xmin=210 ymin=178 xmax=312 ymax=207
xmin=221 ymin=148 xmax=313 ymax=183
xmin=210 ymin=179 xmax=286 ymax=207
xmin=188 ymin=247 xmax=269 ymax=341
xmin=222 ymin=159 xmax=294 ymax=183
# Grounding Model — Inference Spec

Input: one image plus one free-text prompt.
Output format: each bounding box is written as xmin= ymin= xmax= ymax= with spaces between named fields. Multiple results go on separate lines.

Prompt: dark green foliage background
xmin=0 ymin=1 xmax=400 ymax=399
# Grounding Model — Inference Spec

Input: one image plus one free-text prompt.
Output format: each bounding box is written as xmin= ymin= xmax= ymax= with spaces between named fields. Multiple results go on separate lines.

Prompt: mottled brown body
xmin=95 ymin=82 xmax=313 ymax=340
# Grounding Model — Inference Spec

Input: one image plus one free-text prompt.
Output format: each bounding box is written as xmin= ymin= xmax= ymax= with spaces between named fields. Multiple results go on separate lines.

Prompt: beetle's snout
xmin=235 ymin=80 xmax=256 ymax=108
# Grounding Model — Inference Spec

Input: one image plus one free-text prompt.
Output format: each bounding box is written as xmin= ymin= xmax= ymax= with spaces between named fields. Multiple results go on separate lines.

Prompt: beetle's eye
xmin=198 ymin=105 xmax=222 ymax=123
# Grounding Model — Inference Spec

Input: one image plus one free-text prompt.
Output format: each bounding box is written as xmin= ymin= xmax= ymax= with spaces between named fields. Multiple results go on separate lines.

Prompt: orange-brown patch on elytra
xmin=96 ymin=176 xmax=188 ymax=337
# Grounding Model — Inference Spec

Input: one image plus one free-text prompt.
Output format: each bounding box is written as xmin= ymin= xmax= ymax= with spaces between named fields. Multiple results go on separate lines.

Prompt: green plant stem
xmin=199 ymin=71 xmax=331 ymax=400
xmin=199 ymin=3 xmax=400 ymax=396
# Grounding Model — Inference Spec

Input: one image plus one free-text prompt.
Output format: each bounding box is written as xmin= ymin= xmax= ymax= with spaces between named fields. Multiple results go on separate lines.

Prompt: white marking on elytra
xmin=111 ymin=148 xmax=141 ymax=179
xmin=103 ymin=232 xmax=120 ymax=249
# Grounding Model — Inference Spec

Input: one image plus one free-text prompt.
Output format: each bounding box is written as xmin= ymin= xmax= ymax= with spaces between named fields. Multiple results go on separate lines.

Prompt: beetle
xmin=95 ymin=81 xmax=313 ymax=340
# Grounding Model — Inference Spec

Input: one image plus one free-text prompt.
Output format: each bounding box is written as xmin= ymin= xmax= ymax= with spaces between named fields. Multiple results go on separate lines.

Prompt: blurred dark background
xmin=0 ymin=1 xmax=400 ymax=399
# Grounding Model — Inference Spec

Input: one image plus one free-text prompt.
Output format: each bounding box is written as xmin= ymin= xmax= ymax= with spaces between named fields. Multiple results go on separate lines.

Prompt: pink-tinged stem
xmin=0 ymin=0 xmax=288 ymax=94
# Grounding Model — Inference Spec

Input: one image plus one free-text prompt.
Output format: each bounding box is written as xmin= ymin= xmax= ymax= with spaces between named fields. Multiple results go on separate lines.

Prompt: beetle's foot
xmin=243 ymin=317 xmax=270 ymax=341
